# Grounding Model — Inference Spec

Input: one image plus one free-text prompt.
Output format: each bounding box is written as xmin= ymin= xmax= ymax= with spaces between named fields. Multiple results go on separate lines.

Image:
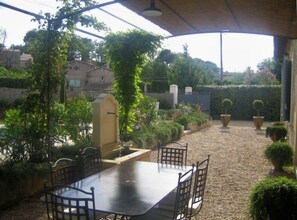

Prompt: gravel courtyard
xmin=0 ymin=120 xmax=273 ymax=220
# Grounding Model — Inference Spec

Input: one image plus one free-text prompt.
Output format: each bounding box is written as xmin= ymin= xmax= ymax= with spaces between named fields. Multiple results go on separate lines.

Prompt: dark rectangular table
xmin=58 ymin=161 xmax=193 ymax=216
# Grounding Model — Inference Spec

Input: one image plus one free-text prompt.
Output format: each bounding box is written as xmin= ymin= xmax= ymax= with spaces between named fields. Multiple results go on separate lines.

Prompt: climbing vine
xmin=105 ymin=30 xmax=162 ymax=140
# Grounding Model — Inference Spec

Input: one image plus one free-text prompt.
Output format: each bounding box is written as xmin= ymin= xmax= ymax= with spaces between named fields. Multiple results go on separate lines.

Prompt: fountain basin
xmin=102 ymin=147 xmax=151 ymax=170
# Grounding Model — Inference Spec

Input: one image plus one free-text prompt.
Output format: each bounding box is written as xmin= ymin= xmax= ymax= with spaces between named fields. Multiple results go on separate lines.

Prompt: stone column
xmin=170 ymin=84 xmax=178 ymax=108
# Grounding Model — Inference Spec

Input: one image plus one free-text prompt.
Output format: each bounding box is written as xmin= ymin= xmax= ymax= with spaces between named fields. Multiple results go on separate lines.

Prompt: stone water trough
xmin=93 ymin=94 xmax=150 ymax=170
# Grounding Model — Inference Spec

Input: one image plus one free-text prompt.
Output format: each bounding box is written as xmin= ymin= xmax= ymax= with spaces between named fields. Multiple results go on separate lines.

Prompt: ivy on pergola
xmin=105 ymin=30 xmax=162 ymax=139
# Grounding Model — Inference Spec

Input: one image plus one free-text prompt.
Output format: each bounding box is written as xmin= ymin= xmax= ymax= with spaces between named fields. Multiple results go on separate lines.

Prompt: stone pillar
xmin=170 ymin=84 xmax=178 ymax=108
xmin=93 ymin=94 xmax=119 ymax=157
xmin=185 ymin=87 xmax=192 ymax=95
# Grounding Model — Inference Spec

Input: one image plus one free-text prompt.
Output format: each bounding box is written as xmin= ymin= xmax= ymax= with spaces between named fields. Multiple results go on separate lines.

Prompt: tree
xmin=141 ymin=49 xmax=175 ymax=93
xmin=244 ymin=67 xmax=279 ymax=85
xmin=257 ymin=57 xmax=281 ymax=81
xmin=11 ymin=0 xmax=107 ymax=162
xmin=168 ymin=45 xmax=218 ymax=88
xmin=105 ymin=30 xmax=162 ymax=140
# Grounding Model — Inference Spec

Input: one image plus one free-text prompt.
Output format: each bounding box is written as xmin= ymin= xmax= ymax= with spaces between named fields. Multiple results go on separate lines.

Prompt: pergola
xmin=119 ymin=0 xmax=297 ymax=38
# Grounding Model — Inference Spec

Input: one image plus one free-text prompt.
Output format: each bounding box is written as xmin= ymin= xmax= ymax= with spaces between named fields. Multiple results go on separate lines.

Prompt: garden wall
xmin=197 ymin=85 xmax=281 ymax=121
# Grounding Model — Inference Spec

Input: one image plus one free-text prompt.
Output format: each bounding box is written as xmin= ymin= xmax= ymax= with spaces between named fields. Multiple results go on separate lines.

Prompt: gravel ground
xmin=0 ymin=120 xmax=273 ymax=220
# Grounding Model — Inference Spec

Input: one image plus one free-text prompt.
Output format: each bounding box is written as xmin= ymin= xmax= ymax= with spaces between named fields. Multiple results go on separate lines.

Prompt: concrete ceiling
xmin=119 ymin=0 xmax=297 ymax=38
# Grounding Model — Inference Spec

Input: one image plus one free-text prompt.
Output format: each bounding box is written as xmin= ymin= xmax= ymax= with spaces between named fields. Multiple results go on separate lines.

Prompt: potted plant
xmin=220 ymin=98 xmax=233 ymax=127
xmin=265 ymin=122 xmax=288 ymax=142
xmin=249 ymin=177 xmax=297 ymax=220
xmin=252 ymin=99 xmax=264 ymax=130
xmin=264 ymin=142 xmax=293 ymax=172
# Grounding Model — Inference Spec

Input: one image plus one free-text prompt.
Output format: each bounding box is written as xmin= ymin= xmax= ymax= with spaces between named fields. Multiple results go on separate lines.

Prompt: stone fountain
xmin=92 ymin=94 xmax=150 ymax=169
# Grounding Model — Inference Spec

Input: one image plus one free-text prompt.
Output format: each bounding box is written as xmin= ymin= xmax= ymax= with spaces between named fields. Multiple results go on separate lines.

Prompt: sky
xmin=0 ymin=0 xmax=274 ymax=72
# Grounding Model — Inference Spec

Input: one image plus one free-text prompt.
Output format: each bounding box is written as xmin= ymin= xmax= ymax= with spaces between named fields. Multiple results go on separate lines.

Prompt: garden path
xmin=0 ymin=120 xmax=273 ymax=220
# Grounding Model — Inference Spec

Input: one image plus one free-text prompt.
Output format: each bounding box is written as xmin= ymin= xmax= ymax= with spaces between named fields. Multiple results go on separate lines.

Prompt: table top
xmin=60 ymin=161 xmax=193 ymax=216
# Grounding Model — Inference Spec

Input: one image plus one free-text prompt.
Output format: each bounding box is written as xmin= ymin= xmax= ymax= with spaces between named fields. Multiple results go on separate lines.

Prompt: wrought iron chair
xmin=188 ymin=155 xmax=210 ymax=218
xmin=50 ymin=158 xmax=78 ymax=186
xmin=79 ymin=146 xmax=103 ymax=179
xmin=157 ymin=141 xmax=188 ymax=166
xmin=44 ymin=184 xmax=108 ymax=220
xmin=129 ymin=165 xmax=195 ymax=220
xmin=157 ymin=155 xmax=210 ymax=219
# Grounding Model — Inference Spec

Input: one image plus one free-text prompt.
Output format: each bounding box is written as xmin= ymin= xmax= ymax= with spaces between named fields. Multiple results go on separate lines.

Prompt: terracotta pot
xmin=220 ymin=114 xmax=231 ymax=127
xmin=253 ymin=116 xmax=264 ymax=130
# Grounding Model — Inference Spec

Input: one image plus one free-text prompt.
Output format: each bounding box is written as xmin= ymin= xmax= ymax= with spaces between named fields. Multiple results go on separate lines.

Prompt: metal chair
xmin=79 ymin=146 xmax=102 ymax=178
xmin=50 ymin=158 xmax=78 ymax=186
xmin=157 ymin=141 xmax=188 ymax=166
xmin=188 ymin=155 xmax=210 ymax=218
xmin=130 ymin=165 xmax=195 ymax=220
xmin=44 ymin=184 xmax=97 ymax=220
xmin=157 ymin=155 xmax=210 ymax=218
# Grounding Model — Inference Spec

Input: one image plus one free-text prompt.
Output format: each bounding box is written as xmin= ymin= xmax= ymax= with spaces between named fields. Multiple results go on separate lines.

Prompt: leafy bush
xmin=249 ymin=177 xmax=297 ymax=220
xmin=131 ymin=122 xmax=183 ymax=148
xmin=64 ymin=96 xmax=92 ymax=144
xmin=0 ymin=66 xmax=30 ymax=88
xmin=264 ymin=142 xmax=293 ymax=172
xmin=133 ymin=96 xmax=158 ymax=128
xmin=265 ymin=125 xmax=287 ymax=142
xmin=0 ymin=162 xmax=49 ymax=209
xmin=175 ymin=110 xmax=211 ymax=128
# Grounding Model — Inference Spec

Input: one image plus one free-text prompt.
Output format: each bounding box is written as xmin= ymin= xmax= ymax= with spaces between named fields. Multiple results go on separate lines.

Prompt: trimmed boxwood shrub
xmin=249 ymin=177 xmax=297 ymax=220
xmin=264 ymin=142 xmax=293 ymax=172
xmin=221 ymin=98 xmax=233 ymax=114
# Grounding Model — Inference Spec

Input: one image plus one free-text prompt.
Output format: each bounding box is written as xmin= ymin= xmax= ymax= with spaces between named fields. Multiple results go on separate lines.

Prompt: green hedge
xmin=197 ymin=85 xmax=281 ymax=121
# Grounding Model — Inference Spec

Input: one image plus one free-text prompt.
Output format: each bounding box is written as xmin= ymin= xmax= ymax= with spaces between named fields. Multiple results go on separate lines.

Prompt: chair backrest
xmin=189 ymin=155 xmax=210 ymax=217
xmin=44 ymin=184 xmax=96 ymax=220
xmin=50 ymin=158 xmax=77 ymax=186
xmin=157 ymin=141 xmax=188 ymax=166
xmin=172 ymin=165 xmax=195 ymax=220
xmin=80 ymin=146 xmax=102 ymax=178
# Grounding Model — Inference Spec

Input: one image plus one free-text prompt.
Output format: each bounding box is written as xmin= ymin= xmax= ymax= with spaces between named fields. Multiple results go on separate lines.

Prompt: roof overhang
xmin=119 ymin=0 xmax=297 ymax=38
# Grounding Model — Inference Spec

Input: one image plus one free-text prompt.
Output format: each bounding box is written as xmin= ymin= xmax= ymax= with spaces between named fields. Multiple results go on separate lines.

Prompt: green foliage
xmin=253 ymin=99 xmax=264 ymax=116
xmin=0 ymin=162 xmax=49 ymax=208
xmin=200 ymin=85 xmax=280 ymax=121
xmin=245 ymin=68 xmax=279 ymax=85
xmin=249 ymin=177 xmax=297 ymax=220
xmin=133 ymin=96 xmax=158 ymax=128
xmin=105 ymin=30 xmax=162 ymax=140
xmin=11 ymin=0 xmax=107 ymax=163
xmin=167 ymin=46 xmax=218 ymax=88
xmin=131 ymin=122 xmax=183 ymax=148
xmin=265 ymin=124 xmax=287 ymax=142
xmin=257 ymin=57 xmax=281 ymax=81
xmin=0 ymin=97 xmax=92 ymax=163
xmin=0 ymin=66 xmax=30 ymax=88
xmin=175 ymin=111 xmax=210 ymax=128
xmin=64 ymin=96 xmax=92 ymax=144
xmin=264 ymin=142 xmax=293 ymax=171
xmin=221 ymin=98 xmax=233 ymax=114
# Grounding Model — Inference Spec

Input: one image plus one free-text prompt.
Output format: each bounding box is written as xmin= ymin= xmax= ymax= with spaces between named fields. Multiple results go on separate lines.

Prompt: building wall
xmin=0 ymin=50 xmax=21 ymax=68
xmin=287 ymin=39 xmax=297 ymax=166
xmin=66 ymin=60 xmax=114 ymax=98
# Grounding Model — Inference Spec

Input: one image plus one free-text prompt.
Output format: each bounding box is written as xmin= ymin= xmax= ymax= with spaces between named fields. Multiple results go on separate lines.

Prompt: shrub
xmin=221 ymin=98 xmax=233 ymax=114
xmin=253 ymin=99 xmax=264 ymax=116
xmin=249 ymin=177 xmax=297 ymax=220
xmin=131 ymin=122 xmax=183 ymax=148
xmin=264 ymin=142 xmax=293 ymax=172
xmin=175 ymin=111 xmax=210 ymax=128
xmin=265 ymin=125 xmax=287 ymax=142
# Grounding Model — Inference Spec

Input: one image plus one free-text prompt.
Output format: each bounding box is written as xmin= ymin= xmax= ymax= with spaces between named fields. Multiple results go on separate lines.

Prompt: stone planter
xmin=253 ymin=116 xmax=264 ymax=130
xmin=220 ymin=114 xmax=231 ymax=127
